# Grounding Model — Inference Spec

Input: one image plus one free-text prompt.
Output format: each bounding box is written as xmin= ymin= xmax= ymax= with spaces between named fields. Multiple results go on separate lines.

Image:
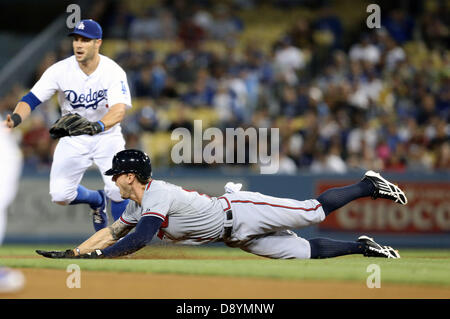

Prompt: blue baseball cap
xmin=68 ymin=19 xmax=102 ymax=39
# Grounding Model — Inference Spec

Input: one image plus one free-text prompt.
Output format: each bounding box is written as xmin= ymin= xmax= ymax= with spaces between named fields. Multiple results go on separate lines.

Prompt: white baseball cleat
xmin=0 ymin=267 xmax=25 ymax=293
xmin=357 ymin=235 xmax=401 ymax=259
xmin=362 ymin=170 xmax=408 ymax=205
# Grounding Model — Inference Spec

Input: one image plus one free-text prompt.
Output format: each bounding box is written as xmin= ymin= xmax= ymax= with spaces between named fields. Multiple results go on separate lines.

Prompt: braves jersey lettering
xmin=64 ymin=88 xmax=108 ymax=109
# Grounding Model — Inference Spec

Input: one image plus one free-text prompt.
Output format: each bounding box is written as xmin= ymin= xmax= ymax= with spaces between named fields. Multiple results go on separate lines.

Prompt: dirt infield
xmin=1 ymin=268 xmax=450 ymax=299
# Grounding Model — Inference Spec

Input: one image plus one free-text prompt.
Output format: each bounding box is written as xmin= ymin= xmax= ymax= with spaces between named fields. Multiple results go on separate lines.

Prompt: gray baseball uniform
xmin=119 ymin=179 xmax=326 ymax=259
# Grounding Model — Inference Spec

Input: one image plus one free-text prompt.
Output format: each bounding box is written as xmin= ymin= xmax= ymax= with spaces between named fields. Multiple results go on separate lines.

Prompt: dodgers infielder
xmin=0 ymin=118 xmax=25 ymax=293
xmin=37 ymin=149 xmax=407 ymax=260
xmin=4 ymin=19 xmax=131 ymax=231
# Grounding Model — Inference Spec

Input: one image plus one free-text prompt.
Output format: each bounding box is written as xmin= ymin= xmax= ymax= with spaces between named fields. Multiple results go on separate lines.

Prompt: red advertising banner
xmin=316 ymin=181 xmax=450 ymax=233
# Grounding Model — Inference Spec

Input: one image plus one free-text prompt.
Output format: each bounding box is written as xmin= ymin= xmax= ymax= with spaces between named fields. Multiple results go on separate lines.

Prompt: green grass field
xmin=1 ymin=245 xmax=450 ymax=287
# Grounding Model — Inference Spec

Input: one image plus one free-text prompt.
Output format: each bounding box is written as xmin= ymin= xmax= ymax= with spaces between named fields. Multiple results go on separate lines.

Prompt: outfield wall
xmin=5 ymin=169 xmax=450 ymax=248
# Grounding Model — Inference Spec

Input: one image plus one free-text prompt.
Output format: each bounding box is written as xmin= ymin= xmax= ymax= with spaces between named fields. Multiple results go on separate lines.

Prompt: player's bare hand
xmin=4 ymin=114 xmax=15 ymax=129
xmin=35 ymin=249 xmax=75 ymax=259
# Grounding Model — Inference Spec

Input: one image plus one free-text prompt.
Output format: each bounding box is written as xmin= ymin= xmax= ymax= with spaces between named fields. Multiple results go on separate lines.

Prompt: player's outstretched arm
xmin=96 ymin=216 xmax=163 ymax=258
xmin=35 ymin=219 xmax=134 ymax=259
xmin=75 ymin=219 xmax=135 ymax=254
xmin=4 ymin=102 xmax=32 ymax=128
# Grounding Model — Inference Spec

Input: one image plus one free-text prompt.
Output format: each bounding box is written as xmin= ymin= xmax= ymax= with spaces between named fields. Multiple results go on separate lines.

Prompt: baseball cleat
xmin=91 ymin=190 xmax=108 ymax=231
xmin=357 ymin=235 xmax=400 ymax=258
xmin=362 ymin=170 xmax=407 ymax=205
xmin=0 ymin=267 xmax=25 ymax=293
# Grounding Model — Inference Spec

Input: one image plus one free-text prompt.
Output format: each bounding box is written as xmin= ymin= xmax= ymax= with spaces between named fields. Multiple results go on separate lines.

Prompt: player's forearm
xmin=4 ymin=102 xmax=32 ymax=128
xmin=101 ymin=216 xmax=162 ymax=258
xmin=6 ymin=91 xmax=43 ymax=128
xmin=12 ymin=101 xmax=32 ymax=120
xmin=100 ymin=103 xmax=126 ymax=130
xmin=74 ymin=227 xmax=117 ymax=255
xmin=74 ymin=219 xmax=134 ymax=255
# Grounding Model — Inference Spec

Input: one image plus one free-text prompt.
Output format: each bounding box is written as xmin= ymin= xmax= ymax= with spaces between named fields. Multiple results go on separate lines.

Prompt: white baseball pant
xmin=49 ymin=131 xmax=125 ymax=204
xmin=0 ymin=129 xmax=22 ymax=244
xmin=221 ymin=191 xmax=326 ymax=259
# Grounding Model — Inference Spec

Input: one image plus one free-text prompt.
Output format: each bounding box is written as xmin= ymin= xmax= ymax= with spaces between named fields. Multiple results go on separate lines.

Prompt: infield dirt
xmin=1 ymin=268 xmax=450 ymax=299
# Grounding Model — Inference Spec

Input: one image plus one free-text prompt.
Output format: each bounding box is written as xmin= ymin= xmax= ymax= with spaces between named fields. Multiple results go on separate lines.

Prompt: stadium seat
xmin=141 ymin=131 xmax=175 ymax=165
xmin=101 ymin=39 xmax=128 ymax=59
xmin=190 ymin=107 xmax=220 ymax=128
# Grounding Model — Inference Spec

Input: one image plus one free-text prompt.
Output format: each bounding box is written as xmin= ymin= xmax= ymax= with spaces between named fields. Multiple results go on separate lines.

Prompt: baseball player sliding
xmin=4 ymin=19 xmax=132 ymax=231
xmin=37 ymin=149 xmax=407 ymax=260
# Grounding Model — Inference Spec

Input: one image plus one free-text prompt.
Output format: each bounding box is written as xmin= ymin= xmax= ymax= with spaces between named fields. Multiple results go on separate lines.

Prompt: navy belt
xmin=224 ymin=210 xmax=233 ymax=239
xmin=218 ymin=197 xmax=233 ymax=239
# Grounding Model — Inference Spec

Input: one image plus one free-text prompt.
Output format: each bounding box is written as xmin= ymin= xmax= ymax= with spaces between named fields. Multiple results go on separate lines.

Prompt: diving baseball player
xmin=37 ymin=149 xmax=407 ymax=260
xmin=4 ymin=19 xmax=131 ymax=231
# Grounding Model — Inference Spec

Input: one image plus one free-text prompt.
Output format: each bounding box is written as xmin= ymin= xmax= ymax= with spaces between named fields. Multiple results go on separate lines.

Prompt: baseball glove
xmin=35 ymin=249 xmax=75 ymax=259
xmin=35 ymin=249 xmax=104 ymax=259
xmin=49 ymin=113 xmax=104 ymax=139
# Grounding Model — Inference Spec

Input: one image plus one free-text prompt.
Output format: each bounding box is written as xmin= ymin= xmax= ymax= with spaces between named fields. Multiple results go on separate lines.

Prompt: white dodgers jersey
xmin=30 ymin=54 xmax=132 ymax=134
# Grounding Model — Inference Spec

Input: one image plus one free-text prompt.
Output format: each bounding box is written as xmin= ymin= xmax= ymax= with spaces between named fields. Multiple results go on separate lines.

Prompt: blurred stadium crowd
xmin=0 ymin=0 xmax=449 ymax=174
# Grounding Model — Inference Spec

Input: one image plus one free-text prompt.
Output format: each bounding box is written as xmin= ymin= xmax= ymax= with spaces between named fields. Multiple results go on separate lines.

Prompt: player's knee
xmin=104 ymin=186 xmax=122 ymax=202
xmin=304 ymin=200 xmax=326 ymax=225
xmin=50 ymin=188 xmax=77 ymax=205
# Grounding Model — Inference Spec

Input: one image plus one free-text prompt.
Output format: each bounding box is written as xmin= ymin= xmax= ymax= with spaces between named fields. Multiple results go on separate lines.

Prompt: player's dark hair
xmin=135 ymin=174 xmax=150 ymax=185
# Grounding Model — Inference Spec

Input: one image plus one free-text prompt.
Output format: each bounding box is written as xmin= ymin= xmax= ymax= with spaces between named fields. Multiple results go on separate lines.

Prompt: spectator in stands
xmin=349 ymin=33 xmax=380 ymax=65
xmin=177 ymin=14 xmax=207 ymax=50
xmin=311 ymin=6 xmax=343 ymax=50
xmin=132 ymin=64 xmax=153 ymax=98
xmin=434 ymin=141 xmax=450 ymax=170
xmin=382 ymin=9 xmax=415 ymax=45
xmin=130 ymin=7 xmax=177 ymax=40
xmin=21 ymin=114 xmax=53 ymax=171
xmin=208 ymin=4 xmax=243 ymax=44
xmin=181 ymin=69 xmax=215 ymax=107
xmin=114 ymin=40 xmax=144 ymax=72
xmin=10 ymin=1 xmax=449 ymax=175
xmin=420 ymin=5 xmax=449 ymax=50
xmin=132 ymin=59 xmax=167 ymax=99
xmin=273 ymin=36 xmax=306 ymax=86
xmin=436 ymin=71 xmax=450 ymax=120
xmin=288 ymin=18 xmax=313 ymax=50
xmin=417 ymin=94 xmax=437 ymax=126
xmin=213 ymin=80 xmax=234 ymax=126
xmin=382 ymin=35 xmax=406 ymax=71
xmin=103 ymin=0 xmax=135 ymax=39
xmin=137 ymin=105 xmax=159 ymax=132
xmin=30 ymin=51 xmax=57 ymax=87
xmin=192 ymin=3 xmax=214 ymax=32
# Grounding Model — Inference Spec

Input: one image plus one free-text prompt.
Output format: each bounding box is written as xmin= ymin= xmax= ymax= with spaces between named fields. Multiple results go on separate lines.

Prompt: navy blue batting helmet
xmin=105 ymin=149 xmax=152 ymax=181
